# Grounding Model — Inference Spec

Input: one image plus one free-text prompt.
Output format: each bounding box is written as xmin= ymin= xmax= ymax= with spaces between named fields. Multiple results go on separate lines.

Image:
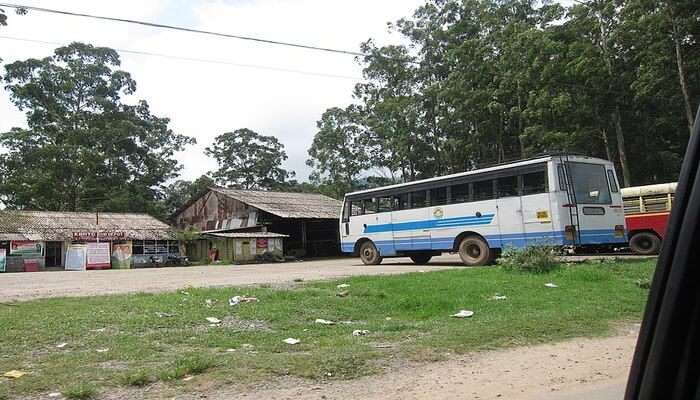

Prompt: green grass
xmin=0 ymin=259 xmax=655 ymax=398
xmin=63 ymin=383 xmax=97 ymax=400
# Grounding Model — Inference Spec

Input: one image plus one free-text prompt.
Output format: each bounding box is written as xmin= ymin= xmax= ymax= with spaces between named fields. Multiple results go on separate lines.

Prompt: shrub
xmin=159 ymin=355 xmax=216 ymax=381
xmin=497 ymin=246 xmax=559 ymax=273
xmin=64 ymin=383 xmax=97 ymax=400
xmin=120 ymin=370 xmax=154 ymax=387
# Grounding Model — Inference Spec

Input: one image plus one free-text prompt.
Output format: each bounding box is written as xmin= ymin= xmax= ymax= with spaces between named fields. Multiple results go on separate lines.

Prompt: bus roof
xmin=621 ymin=182 xmax=677 ymax=198
xmin=346 ymin=154 xmax=611 ymax=197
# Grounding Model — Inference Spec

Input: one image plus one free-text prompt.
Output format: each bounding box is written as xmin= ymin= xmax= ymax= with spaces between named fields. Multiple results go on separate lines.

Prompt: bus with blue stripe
xmin=340 ymin=155 xmax=627 ymax=266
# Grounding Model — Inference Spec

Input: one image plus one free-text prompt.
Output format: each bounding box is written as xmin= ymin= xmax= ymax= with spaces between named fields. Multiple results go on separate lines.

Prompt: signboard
xmin=0 ymin=249 xmax=6 ymax=272
xmin=87 ymin=242 xmax=111 ymax=269
xmin=72 ymin=231 xmax=126 ymax=241
xmin=111 ymin=243 xmax=132 ymax=269
xmin=256 ymin=238 xmax=268 ymax=249
xmin=65 ymin=245 xmax=87 ymax=271
xmin=10 ymin=240 xmax=43 ymax=255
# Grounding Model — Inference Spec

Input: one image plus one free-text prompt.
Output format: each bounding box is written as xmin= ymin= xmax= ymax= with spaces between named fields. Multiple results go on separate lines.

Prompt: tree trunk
xmin=673 ymin=31 xmax=694 ymax=135
xmin=517 ymin=80 xmax=525 ymax=157
xmin=613 ymin=106 xmax=631 ymax=187
xmin=601 ymin=127 xmax=613 ymax=162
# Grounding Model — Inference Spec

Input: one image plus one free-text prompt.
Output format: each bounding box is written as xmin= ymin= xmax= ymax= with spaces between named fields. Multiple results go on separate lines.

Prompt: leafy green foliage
xmin=0 ymin=42 xmax=195 ymax=213
xmin=162 ymin=175 xmax=214 ymax=217
xmin=497 ymin=246 xmax=560 ymax=274
xmin=205 ymin=128 xmax=294 ymax=190
xmin=63 ymin=383 xmax=97 ymax=400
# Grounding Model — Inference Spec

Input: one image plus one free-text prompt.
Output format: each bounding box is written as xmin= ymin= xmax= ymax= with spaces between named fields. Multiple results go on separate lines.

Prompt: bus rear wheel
xmin=629 ymin=232 xmax=661 ymax=255
xmin=359 ymin=241 xmax=383 ymax=265
xmin=410 ymin=254 xmax=432 ymax=265
xmin=458 ymin=236 xmax=491 ymax=266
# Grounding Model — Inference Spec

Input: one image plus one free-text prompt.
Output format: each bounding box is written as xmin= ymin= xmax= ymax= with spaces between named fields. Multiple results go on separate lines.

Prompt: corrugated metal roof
xmin=0 ymin=210 xmax=175 ymax=241
xmin=204 ymin=232 xmax=289 ymax=239
xmin=210 ymin=188 xmax=342 ymax=219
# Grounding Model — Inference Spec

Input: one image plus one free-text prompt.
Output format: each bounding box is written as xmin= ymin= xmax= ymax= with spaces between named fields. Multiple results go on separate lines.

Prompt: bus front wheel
xmin=359 ymin=241 xmax=383 ymax=265
xmin=629 ymin=232 xmax=661 ymax=255
xmin=458 ymin=236 xmax=491 ymax=266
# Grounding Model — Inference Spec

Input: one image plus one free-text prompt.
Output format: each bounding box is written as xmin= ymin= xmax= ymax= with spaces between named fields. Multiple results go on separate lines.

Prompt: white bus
xmin=340 ymin=154 xmax=627 ymax=266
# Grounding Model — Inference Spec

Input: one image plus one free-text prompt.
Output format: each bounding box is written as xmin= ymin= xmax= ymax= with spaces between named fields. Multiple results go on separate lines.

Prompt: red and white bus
xmin=622 ymin=182 xmax=676 ymax=255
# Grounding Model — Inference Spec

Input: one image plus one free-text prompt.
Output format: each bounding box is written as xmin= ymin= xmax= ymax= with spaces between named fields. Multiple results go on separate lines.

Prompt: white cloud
xmin=0 ymin=0 xmax=424 ymax=181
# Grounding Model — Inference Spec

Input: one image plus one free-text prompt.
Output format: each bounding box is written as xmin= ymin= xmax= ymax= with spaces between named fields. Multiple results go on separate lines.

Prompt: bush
xmin=497 ymin=246 xmax=559 ymax=273
xmin=63 ymin=383 xmax=97 ymax=400
xmin=159 ymin=355 xmax=216 ymax=381
xmin=120 ymin=370 xmax=154 ymax=387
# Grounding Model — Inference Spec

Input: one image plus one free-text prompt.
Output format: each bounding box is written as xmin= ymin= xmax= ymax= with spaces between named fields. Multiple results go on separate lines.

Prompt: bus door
xmin=520 ymin=170 xmax=555 ymax=245
xmin=494 ymin=176 xmax=526 ymax=248
xmin=565 ymin=162 xmax=616 ymax=244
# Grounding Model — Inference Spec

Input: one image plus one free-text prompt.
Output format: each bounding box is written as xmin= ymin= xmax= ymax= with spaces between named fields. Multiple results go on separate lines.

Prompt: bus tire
xmin=458 ymin=236 xmax=491 ymax=266
xmin=359 ymin=241 xmax=383 ymax=265
xmin=410 ymin=254 xmax=432 ymax=265
xmin=629 ymin=232 xmax=661 ymax=255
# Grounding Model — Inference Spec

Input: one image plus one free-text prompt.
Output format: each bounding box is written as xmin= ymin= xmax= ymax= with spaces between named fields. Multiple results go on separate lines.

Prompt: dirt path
xmin=0 ymin=256 xmax=460 ymax=302
xmin=200 ymin=326 xmax=639 ymax=400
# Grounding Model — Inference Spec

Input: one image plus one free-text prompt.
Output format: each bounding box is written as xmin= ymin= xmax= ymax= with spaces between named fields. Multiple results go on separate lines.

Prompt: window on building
xmin=430 ymin=187 xmax=448 ymax=206
xmin=522 ymin=171 xmax=547 ymax=195
xmin=473 ymin=180 xmax=494 ymax=201
xmin=410 ymin=190 xmax=428 ymax=208
xmin=451 ymin=183 xmax=470 ymax=203
xmin=132 ymin=240 xmax=144 ymax=255
xmin=168 ymin=241 xmax=179 ymax=254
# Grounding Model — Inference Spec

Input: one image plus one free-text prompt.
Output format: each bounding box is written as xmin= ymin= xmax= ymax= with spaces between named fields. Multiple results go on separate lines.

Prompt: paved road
xmin=0 ymin=255 xmax=462 ymax=302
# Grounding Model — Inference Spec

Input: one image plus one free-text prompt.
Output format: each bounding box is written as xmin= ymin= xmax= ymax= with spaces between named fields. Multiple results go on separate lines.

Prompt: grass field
xmin=0 ymin=259 xmax=654 ymax=399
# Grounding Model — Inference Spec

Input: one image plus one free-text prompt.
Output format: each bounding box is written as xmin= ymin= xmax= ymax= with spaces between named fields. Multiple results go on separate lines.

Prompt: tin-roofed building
xmin=0 ymin=210 xmax=178 ymax=272
xmin=173 ymin=188 xmax=342 ymax=258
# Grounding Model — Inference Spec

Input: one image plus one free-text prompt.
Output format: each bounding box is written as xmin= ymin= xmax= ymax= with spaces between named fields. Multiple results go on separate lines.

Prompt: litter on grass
xmin=544 ymin=283 xmax=559 ymax=288
xmin=56 ymin=342 xmax=68 ymax=348
xmin=490 ymin=294 xmax=507 ymax=300
xmin=91 ymin=328 xmax=106 ymax=333
xmin=180 ymin=290 xmax=190 ymax=296
xmin=315 ymin=318 xmax=335 ymax=325
xmin=206 ymin=317 xmax=221 ymax=324
xmin=352 ymin=330 xmax=369 ymax=336
xmin=229 ymin=296 xmax=259 ymax=306
xmin=95 ymin=348 xmax=109 ymax=353
xmin=451 ymin=310 xmax=474 ymax=318
xmin=156 ymin=312 xmax=176 ymax=318
xmin=48 ymin=393 xmax=61 ymax=398
xmin=283 ymin=338 xmax=301 ymax=345
xmin=336 ymin=283 xmax=350 ymax=289
xmin=205 ymin=299 xmax=215 ymax=307
xmin=3 ymin=370 xmax=26 ymax=379
xmin=336 ymin=290 xmax=350 ymax=297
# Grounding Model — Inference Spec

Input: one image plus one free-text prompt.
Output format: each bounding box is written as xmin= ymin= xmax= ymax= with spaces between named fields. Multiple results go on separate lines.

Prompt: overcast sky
xmin=0 ymin=0 xmax=425 ymax=182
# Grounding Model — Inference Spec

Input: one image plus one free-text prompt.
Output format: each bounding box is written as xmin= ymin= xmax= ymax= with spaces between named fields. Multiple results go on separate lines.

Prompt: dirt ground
xmin=98 ymin=325 xmax=638 ymax=400
xmin=0 ymin=256 xmax=461 ymax=302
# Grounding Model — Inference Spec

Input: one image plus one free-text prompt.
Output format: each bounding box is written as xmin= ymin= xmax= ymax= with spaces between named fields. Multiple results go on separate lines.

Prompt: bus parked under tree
xmin=340 ymin=155 xmax=627 ymax=266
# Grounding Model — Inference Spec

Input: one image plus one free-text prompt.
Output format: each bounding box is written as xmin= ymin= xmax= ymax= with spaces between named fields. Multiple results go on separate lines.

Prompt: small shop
xmin=186 ymin=232 xmax=287 ymax=263
xmin=0 ymin=211 xmax=180 ymax=272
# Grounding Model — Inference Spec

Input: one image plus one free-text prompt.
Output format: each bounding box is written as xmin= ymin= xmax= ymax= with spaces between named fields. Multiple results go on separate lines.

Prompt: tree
xmin=0 ymin=42 xmax=195 ymax=212
xmin=205 ymin=128 xmax=293 ymax=190
xmin=306 ymin=106 xmax=371 ymax=196
xmin=162 ymin=175 xmax=215 ymax=217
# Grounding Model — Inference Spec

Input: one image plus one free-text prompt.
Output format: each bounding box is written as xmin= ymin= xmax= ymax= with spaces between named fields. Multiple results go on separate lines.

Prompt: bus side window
xmin=411 ymin=190 xmax=427 ymax=208
xmin=394 ymin=193 xmax=409 ymax=210
xmin=351 ymin=201 xmax=363 ymax=216
xmin=496 ymin=176 xmax=519 ymax=198
xmin=607 ymin=170 xmax=619 ymax=193
xmin=451 ymin=183 xmax=470 ymax=204
xmin=342 ymin=201 xmax=351 ymax=222
xmin=377 ymin=197 xmax=393 ymax=212
xmin=473 ymin=180 xmax=494 ymax=201
xmin=430 ymin=187 xmax=447 ymax=206
xmin=522 ymin=171 xmax=547 ymax=195
xmin=363 ymin=198 xmax=377 ymax=214
xmin=557 ymin=165 xmax=567 ymax=191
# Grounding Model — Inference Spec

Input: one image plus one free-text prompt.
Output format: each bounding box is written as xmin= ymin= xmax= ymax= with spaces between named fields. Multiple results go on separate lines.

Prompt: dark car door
xmin=625 ymin=107 xmax=700 ymax=399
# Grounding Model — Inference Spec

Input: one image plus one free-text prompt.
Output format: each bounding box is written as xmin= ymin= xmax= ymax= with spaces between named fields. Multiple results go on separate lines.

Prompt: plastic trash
xmin=205 ymin=299 xmax=215 ymax=307
xmin=229 ymin=296 xmax=259 ymax=306
xmin=156 ymin=312 xmax=176 ymax=318
xmin=544 ymin=283 xmax=559 ymax=288
xmin=56 ymin=342 xmax=68 ymax=348
xmin=490 ymin=294 xmax=507 ymax=300
xmin=48 ymin=393 xmax=61 ymax=398
xmin=206 ymin=317 xmax=221 ymax=324
xmin=283 ymin=338 xmax=301 ymax=345
xmin=95 ymin=348 xmax=109 ymax=353
xmin=352 ymin=330 xmax=369 ymax=336
xmin=3 ymin=370 xmax=26 ymax=379
xmin=336 ymin=290 xmax=350 ymax=297
xmin=451 ymin=310 xmax=474 ymax=318
xmin=315 ymin=319 xmax=335 ymax=325
xmin=336 ymin=283 xmax=350 ymax=289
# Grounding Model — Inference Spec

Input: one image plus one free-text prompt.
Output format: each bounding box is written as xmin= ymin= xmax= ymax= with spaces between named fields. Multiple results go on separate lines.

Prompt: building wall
xmin=185 ymin=237 xmax=284 ymax=263
xmin=176 ymin=191 xmax=258 ymax=231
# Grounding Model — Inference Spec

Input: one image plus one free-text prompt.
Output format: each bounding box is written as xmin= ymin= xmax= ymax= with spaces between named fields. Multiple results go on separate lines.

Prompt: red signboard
xmin=256 ymin=239 xmax=268 ymax=249
xmin=71 ymin=231 xmax=126 ymax=241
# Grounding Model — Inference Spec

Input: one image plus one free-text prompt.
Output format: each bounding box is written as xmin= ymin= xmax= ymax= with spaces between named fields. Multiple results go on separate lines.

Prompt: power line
xmin=0 ymin=35 xmax=362 ymax=81
xmin=0 ymin=2 xmax=369 ymax=58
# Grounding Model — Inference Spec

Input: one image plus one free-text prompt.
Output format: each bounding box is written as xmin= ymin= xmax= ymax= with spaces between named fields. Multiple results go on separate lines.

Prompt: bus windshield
xmin=568 ymin=162 xmax=612 ymax=204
